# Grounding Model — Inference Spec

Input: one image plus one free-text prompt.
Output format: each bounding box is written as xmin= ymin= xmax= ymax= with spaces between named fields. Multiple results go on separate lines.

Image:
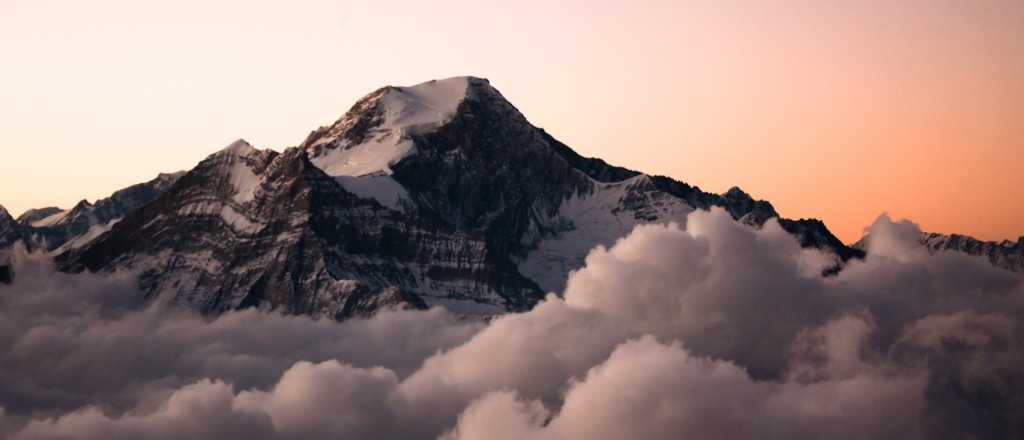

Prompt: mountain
xmin=921 ymin=232 xmax=1024 ymax=272
xmin=50 ymin=76 xmax=865 ymax=318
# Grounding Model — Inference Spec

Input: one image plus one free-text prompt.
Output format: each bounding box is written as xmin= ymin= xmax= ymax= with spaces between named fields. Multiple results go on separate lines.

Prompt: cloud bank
xmin=2 ymin=208 xmax=1022 ymax=439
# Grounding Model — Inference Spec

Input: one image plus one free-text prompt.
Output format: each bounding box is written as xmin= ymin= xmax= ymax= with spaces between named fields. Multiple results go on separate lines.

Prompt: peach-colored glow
xmin=1 ymin=1 xmax=1021 ymax=242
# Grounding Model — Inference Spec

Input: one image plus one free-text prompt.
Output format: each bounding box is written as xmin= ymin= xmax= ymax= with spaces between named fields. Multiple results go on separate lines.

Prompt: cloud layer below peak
xmin=3 ymin=208 xmax=1022 ymax=439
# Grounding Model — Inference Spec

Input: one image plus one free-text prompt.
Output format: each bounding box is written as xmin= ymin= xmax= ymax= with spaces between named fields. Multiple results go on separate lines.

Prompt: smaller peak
xmin=71 ymin=199 xmax=94 ymax=210
xmin=724 ymin=186 xmax=750 ymax=199
xmin=15 ymin=206 xmax=62 ymax=224
xmin=398 ymin=76 xmax=498 ymax=102
xmin=220 ymin=139 xmax=256 ymax=156
xmin=0 ymin=204 xmax=10 ymax=220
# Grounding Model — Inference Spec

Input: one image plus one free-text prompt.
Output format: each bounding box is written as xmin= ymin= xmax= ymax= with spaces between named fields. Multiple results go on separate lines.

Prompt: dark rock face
xmin=0 ymin=205 xmax=29 ymax=283
xmin=60 ymin=144 xmax=543 ymax=317
xmin=921 ymin=233 xmax=1024 ymax=272
xmin=778 ymin=218 xmax=866 ymax=262
xmin=55 ymin=76 xmax=866 ymax=318
xmin=0 ymin=206 xmax=21 ymax=247
xmin=392 ymin=80 xmax=595 ymax=255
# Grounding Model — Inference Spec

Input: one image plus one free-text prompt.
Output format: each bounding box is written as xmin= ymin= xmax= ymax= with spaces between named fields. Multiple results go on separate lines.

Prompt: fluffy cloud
xmin=0 ymin=254 xmax=482 ymax=417
xmin=3 ymin=208 xmax=1022 ymax=439
xmin=444 ymin=335 xmax=926 ymax=440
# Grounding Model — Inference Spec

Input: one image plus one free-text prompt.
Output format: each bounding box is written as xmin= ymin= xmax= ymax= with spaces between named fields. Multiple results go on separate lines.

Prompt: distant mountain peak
xmin=194 ymin=139 xmax=278 ymax=205
xmin=16 ymin=207 xmax=64 ymax=226
xmin=71 ymin=199 xmax=94 ymax=210
xmin=218 ymin=138 xmax=257 ymax=157
xmin=724 ymin=186 xmax=749 ymax=198
xmin=920 ymin=231 xmax=1024 ymax=272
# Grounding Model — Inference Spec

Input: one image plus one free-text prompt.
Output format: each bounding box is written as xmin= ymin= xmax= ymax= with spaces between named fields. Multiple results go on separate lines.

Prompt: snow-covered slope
xmin=300 ymin=77 xmax=472 ymax=210
xmin=518 ymin=175 xmax=696 ymax=293
xmin=220 ymin=139 xmax=265 ymax=203
xmin=304 ymin=77 xmax=469 ymax=177
xmin=19 ymin=207 xmax=67 ymax=227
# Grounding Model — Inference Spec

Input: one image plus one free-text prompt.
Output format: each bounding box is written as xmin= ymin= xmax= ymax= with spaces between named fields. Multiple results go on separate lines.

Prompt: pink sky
xmin=1 ymin=0 xmax=1021 ymax=242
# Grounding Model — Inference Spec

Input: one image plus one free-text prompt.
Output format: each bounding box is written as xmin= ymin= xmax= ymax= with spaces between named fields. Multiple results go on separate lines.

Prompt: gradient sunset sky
xmin=1 ymin=0 xmax=1021 ymax=242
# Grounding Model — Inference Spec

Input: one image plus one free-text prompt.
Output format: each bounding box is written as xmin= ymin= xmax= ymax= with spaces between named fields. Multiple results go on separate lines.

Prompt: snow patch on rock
xmin=213 ymin=139 xmax=263 ymax=204
xmin=31 ymin=209 xmax=70 ymax=227
xmin=56 ymin=219 xmax=120 ymax=252
xmin=335 ymin=173 xmax=411 ymax=211
xmin=312 ymin=136 xmax=416 ymax=177
xmin=518 ymin=175 xmax=696 ymax=294
xmin=219 ymin=205 xmax=263 ymax=234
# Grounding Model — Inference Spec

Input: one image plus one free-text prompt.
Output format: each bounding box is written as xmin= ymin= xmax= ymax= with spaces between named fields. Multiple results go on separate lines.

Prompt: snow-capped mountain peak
xmin=297 ymin=77 xmax=493 ymax=210
xmin=218 ymin=138 xmax=258 ymax=157
xmin=300 ymin=76 xmax=486 ymax=178
xmin=378 ymin=76 xmax=472 ymax=129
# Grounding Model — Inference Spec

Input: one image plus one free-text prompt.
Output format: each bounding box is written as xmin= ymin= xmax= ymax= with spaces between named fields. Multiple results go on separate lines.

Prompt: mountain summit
xmin=21 ymin=77 xmax=868 ymax=317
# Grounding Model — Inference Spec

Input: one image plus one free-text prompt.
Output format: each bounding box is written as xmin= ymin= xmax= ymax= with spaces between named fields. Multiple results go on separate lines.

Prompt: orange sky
xmin=1 ymin=1 xmax=1021 ymax=243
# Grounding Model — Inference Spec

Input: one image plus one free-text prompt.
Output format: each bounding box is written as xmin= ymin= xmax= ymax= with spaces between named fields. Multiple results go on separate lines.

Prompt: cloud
xmin=14 ymin=380 xmax=275 ymax=440
xmin=0 ymin=253 xmax=482 ymax=418
xmin=3 ymin=208 xmax=1022 ymax=439
xmin=444 ymin=334 xmax=927 ymax=440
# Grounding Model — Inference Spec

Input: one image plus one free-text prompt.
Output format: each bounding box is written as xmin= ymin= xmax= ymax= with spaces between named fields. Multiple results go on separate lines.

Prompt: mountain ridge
xmin=4 ymin=76 xmax=1017 ymax=318
xmin=920 ymin=232 xmax=1022 ymax=272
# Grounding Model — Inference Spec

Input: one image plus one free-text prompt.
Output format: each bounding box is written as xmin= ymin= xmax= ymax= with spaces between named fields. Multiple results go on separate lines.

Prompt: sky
xmin=1 ymin=0 xmax=1021 ymax=243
